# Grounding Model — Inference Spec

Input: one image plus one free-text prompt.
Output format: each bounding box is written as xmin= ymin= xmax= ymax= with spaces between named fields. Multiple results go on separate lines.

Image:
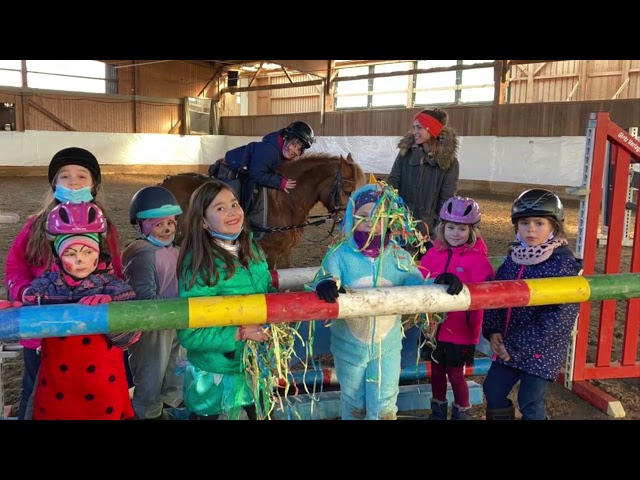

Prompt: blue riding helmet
xmin=129 ymin=185 xmax=183 ymax=225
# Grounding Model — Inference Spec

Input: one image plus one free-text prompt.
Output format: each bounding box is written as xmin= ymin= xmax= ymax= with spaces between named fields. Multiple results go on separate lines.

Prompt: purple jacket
xmin=420 ymin=236 xmax=495 ymax=345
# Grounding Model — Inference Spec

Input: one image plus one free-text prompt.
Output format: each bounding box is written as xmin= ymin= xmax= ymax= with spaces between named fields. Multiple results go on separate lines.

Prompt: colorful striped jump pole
xmin=1 ymin=273 xmax=638 ymax=342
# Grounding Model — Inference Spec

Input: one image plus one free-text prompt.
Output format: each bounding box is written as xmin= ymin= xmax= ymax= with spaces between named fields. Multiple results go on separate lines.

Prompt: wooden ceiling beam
xmin=267 ymin=60 xmax=330 ymax=76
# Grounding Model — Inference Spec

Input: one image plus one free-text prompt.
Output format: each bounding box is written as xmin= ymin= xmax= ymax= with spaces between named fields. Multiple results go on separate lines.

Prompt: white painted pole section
xmin=0 ymin=212 xmax=20 ymax=224
xmin=275 ymin=267 xmax=318 ymax=291
xmin=337 ymin=285 xmax=472 ymax=318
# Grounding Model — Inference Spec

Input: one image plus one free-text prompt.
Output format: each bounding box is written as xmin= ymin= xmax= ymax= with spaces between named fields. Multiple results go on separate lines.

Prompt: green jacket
xmin=177 ymin=242 xmax=275 ymax=374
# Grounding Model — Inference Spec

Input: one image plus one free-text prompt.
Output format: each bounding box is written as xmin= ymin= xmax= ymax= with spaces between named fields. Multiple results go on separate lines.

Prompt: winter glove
xmin=434 ymin=272 xmax=463 ymax=295
xmin=315 ymin=280 xmax=346 ymax=303
xmin=0 ymin=300 xmax=22 ymax=310
xmin=78 ymin=294 xmax=113 ymax=306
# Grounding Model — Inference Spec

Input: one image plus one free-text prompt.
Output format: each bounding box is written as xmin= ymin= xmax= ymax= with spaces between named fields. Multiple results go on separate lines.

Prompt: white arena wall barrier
xmin=0 ymin=131 xmax=587 ymax=188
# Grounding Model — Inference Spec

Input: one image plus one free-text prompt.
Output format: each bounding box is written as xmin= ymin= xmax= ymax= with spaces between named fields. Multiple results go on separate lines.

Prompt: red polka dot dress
xmin=22 ymin=263 xmax=138 ymax=421
xmin=34 ymin=334 xmax=134 ymax=420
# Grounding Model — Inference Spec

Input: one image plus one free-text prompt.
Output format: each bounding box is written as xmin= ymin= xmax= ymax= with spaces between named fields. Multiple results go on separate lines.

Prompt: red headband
xmin=413 ymin=113 xmax=444 ymax=138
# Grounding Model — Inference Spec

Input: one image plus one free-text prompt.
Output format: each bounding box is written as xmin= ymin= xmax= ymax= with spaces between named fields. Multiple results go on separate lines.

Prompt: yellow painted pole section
xmin=187 ymin=295 xmax=267 ymax=328
xmin=524 ymin=276 xmax=591 ymax=306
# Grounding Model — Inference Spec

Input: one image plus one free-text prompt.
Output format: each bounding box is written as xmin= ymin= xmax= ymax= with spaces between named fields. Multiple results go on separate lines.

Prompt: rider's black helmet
xmin=283 ymin=121 xmax=315 ymax=149
xmin=511 ymin=188 xmax=565 ymax=224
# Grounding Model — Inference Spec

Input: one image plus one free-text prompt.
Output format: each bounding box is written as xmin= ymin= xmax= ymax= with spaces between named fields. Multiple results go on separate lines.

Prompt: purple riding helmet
xmin=46 ymin=201 xmax=107 ymax=237
xmin=439 ymin=196 xmax=481 ymax=225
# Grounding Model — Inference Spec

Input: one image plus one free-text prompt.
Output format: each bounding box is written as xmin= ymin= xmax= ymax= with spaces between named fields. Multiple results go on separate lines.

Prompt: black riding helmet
xmin=48 ymin=147 xmax=102 ymax=187
xmin=129 ymin=185 xmax=183 ymax=226
xmin=283 ymin=121 xmax=315 ymax=150
xmin=511 ymin=188 xmax=565 ymax=224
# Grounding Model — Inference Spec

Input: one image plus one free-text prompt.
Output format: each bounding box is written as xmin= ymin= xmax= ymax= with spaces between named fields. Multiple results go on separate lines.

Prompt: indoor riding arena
xmin=1 ymin=60 xmax=638 ymax=420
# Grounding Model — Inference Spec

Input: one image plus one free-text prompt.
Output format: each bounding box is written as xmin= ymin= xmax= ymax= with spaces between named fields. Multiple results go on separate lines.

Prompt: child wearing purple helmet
xmin=419 ymin=196 xmax=495 ymax=420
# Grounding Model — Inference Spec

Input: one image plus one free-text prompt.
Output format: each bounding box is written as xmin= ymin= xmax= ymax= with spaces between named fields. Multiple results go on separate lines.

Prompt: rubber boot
xmin=428 ymin=399 xmax=448 ymax=420
xmin=486 ymin=399 xmax=515 ymax=420
xmin=451 ymin=403 xmax=472 ymax=420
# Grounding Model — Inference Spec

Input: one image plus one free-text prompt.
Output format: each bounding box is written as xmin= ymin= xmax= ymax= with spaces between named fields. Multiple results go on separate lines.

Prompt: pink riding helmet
xmin=439 ymin=196 xmax=481 ymax=225
xmin=46 ymin=201 xmax=107 ymax=236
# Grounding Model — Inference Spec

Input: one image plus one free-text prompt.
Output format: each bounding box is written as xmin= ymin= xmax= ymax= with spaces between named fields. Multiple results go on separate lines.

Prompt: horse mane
xmin=277 ymin=152 xmax=347 ymax=178
xmin=171 ymin=172 xmax=210 ymax=181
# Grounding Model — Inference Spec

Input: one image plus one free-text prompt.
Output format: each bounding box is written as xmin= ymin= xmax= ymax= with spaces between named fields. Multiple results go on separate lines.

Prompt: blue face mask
xmin=207 ymin=227 xmax=242 ymax=241
xmin=54 ymin=185 xmax=94 ymax=203
xmin=147 ymin=234 xmax=175 ymax=247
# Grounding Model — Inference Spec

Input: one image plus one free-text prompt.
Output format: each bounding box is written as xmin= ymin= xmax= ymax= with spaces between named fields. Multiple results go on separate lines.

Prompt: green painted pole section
xmin=107 ymin=298 xmax=190 ymax=332
xmin=586 ymin=273 xmax=640 ymax=302
xmin=489 ymin=256 xmax=506 ymax=271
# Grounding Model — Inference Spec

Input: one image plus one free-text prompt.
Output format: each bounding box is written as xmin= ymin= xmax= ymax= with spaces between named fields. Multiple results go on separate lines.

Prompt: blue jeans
xmin=483 ymin=361 xmax=550 ymax=420
xmin=18 ymin=347 xmax=41 ymax=420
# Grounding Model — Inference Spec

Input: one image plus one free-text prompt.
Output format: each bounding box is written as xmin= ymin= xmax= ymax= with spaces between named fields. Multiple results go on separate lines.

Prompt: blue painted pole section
xmin=285 ymin=357 xmax=493 ymax=387
xmin=0 ymin=304 xmax=109 ymax=341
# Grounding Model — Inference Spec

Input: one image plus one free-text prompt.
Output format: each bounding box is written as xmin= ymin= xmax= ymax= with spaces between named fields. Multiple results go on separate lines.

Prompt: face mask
xmin=353 ymin=231 xmax=390 ymax=258
xmin=147 ymin=234 xmax=175 ymax=247
xmin=54 ymin=185 xmax=94 ymax=203
xmin=208 ymin=227 xmax=242 ymax=241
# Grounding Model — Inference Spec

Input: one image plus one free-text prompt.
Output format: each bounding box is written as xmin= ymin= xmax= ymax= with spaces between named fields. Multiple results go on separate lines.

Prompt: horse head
xmin=318 ymin=153 xmax=367 ymax=215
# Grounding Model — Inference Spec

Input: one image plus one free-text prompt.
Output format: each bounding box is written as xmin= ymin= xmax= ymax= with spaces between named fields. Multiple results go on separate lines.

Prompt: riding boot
xmin=486 ymin=399 xmax=515 ymax=420
xmin=428 ymin=399 xmax=448 ymax=420
xmin=451 ymin=403 xmax=472 ymax=420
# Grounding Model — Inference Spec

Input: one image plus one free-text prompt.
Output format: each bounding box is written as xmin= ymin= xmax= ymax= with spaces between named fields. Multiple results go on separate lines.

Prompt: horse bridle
xmin=254 ymin=162 xmax=353 ymax=238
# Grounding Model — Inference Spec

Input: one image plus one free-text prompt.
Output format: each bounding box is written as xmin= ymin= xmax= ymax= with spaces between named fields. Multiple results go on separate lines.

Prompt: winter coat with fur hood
xmin=386 ymin=127 xmax=459 ymax=236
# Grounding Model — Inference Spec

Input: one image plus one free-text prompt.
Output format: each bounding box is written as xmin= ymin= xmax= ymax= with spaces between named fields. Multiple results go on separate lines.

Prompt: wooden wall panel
xmin=221 ymin=99 xmax=640 ymax=138
xmin=23 ymin=94 xmax=134 ymax=132
xmin=114 ymin=61 xmax=219 ymax=99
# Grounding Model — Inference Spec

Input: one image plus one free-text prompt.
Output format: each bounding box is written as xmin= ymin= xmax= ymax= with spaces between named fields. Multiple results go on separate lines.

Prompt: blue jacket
xmin=224 ymin=129 xmax=285 ymax=192
xmin=314 ymin=183 xmax=428 ymax=349
xmin=482 ymin=244 xmax=582 ymax=380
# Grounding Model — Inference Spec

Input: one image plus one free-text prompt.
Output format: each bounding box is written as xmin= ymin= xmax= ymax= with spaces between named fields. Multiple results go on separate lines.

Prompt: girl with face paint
xmin=122 ymin=185 xmax=187 ymax=420
xmin=20 ymin=202 xmax=139 ymax=420
xmin=175 ymin=179 xmax=277 ymax=420
xmin=3 ymin=146 xmax=126 ymax=420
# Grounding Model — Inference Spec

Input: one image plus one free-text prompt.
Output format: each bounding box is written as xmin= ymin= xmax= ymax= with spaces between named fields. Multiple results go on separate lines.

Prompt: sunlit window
xmin=0 ymin=60 xmax=22 ymax=87
xmin=335 ymin=66 xmax=369 ymax=109
xmin=0 ymin=60 xmax=114 ymax=94
xmin=334 ymin=60 xmax=495 ymax=110
xmin=372 ymin=62 xmax=411 ymax=107
xmin=415 ymin=60 xmax=457 ymax=105
xmin=460 ymin=60 xmax=494 ymax=103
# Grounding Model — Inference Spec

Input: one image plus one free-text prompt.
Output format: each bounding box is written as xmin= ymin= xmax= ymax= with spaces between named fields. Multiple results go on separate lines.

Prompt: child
xmin=313 ymin=182 xmax=461 ymax=420
xmin=122 ymin=185 xmax=186 ymax=420
xmin=21 ymin=202 xmax=138 ymax=420
xmin=419 ymin=196 xmax=495 ymax=420
xmin=3 ymin=146 xmax=125 ymax=420
xmin=482 ymin=188 xmax=582 ymax=420
xmin=176 ymin=179 xmax=273 ymax=420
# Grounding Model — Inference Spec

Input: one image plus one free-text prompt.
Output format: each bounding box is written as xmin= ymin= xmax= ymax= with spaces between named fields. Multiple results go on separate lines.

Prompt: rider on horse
xmin=208 ymin=121 xmax=315 ymax=214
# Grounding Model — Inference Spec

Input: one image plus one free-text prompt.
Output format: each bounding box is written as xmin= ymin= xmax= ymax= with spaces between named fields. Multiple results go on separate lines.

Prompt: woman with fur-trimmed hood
xmin=387 ymin=108 xmax=460 ymax=244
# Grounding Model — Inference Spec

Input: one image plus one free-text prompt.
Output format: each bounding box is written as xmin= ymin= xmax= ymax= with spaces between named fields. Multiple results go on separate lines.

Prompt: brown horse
xmin=160 ymin=152 xmax=366 ymax=269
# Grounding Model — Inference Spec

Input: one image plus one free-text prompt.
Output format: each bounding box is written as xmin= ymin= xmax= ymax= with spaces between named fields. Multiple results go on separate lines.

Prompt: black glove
xmin=434 ymin=272 xmax=463 ymax=295
xmin=316 ymin=280 xmax=342 ymax=303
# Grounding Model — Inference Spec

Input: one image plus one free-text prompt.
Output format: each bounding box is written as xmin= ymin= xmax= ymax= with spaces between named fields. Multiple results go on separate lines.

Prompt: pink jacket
xmin=420 ymin=236 xmax=495 ymax=345
xmin=4 ymin=216 xmax=123 ymax=350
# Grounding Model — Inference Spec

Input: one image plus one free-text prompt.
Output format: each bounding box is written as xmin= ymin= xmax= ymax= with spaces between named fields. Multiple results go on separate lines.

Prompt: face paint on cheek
xmin=61 ymin=258 xmax=75 ymax=273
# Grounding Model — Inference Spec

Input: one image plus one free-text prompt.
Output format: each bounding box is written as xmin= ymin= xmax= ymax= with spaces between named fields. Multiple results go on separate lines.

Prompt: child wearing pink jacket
xmin=420 ymin=196 xmax=494 ymax=420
